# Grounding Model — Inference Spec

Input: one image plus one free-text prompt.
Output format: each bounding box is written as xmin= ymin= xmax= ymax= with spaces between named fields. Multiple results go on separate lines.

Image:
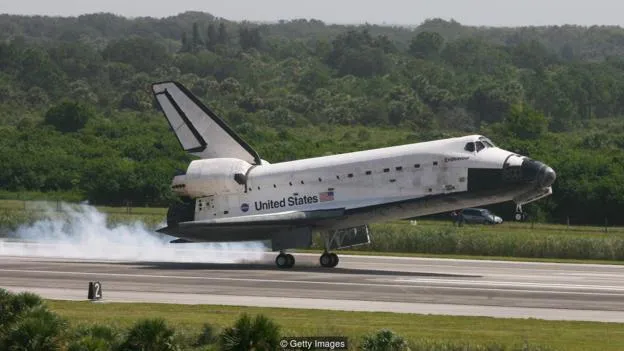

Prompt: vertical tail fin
xmin=152 ymin=81 xmax=261 ymax=165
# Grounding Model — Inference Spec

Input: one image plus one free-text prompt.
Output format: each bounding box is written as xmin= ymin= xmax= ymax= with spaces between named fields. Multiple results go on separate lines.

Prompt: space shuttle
xmin=152 ymin=81 xmax=556 ymax=268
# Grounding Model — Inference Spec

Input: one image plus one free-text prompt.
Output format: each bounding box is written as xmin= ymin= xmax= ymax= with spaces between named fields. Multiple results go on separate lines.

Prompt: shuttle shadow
xmin=121 ymin=261 xmax=481 ymax=278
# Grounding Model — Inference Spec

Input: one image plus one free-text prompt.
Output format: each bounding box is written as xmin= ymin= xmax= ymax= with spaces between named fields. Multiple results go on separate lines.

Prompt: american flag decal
xmin=319 ymin=191 xmax=334 ymax=202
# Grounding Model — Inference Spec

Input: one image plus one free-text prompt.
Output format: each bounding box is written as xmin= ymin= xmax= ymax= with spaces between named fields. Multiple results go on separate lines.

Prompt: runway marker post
xmin=88 ymin=281 xmax=103 ymax=300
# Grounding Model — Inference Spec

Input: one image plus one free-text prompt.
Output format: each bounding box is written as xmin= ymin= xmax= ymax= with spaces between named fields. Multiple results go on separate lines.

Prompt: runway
xmin=1 ymin=251 xmax=624 ymax=323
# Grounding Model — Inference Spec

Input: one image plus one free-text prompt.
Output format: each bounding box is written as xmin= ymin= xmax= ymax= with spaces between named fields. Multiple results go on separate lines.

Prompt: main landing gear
xmin=274 ymin=227 xmax=351 ymax=269
xmin=274 ymin=251 xmax=339 ymax=268
xmin=317 ymin=229 xmax=348 ymax=268
xmin=320 ymin=251 xmax=339 ymax=268
xmin=275 ymin=252 xmax=295 ymax=268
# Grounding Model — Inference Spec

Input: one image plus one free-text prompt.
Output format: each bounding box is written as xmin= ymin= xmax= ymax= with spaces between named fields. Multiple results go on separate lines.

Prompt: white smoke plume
xmin=0 ymin=203 xmax=268 ymax=263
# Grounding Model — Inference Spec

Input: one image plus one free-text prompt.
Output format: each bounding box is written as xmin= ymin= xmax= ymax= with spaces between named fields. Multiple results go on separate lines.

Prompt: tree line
xmin=0 ymin=13 xmax=623 ymax=224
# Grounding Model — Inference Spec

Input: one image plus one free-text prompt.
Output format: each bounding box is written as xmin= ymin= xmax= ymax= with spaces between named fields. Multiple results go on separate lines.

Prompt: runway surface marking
xmin=1 ymin=252 xmax=624 ymax=322
xmin=2 ymin=268 xmax=624 ymax=297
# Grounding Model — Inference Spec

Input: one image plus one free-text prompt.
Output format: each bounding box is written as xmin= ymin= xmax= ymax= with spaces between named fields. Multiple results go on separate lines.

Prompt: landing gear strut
xmin=514 ymin=204 xmax=527 ymax=221
xmin=275 ymin=252 xmax=295 ymax=268
xmin=320 ymin=251 xmax=339 ymax=268
xmin=319 ymin=230 xmax=341 ymax=268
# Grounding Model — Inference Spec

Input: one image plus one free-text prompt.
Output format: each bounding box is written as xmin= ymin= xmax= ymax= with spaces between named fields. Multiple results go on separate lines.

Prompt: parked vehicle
xmin=455 ymin=208 xmax=503 ymax=225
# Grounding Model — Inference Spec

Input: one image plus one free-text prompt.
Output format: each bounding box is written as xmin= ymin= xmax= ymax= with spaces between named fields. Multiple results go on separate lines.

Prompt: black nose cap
xmin=521 ymin=159 xmax=556 ymax=187
xmin=540 ymin=165 xmax=556 ymax=187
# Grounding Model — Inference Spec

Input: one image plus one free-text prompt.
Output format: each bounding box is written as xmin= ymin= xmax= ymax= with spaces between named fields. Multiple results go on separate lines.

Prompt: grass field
xmin=0 ymin=199 xmax=167 ymax=216
xmin=358 ymin=221 xmax=624 ymax=258
xmin=0 ymin=199 xmax=167 ymax=232
xmin=45 ymin=300 xmax=624 ymax=351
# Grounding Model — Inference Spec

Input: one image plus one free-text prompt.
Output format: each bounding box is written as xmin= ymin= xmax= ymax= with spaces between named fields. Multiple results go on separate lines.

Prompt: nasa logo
xmin=240 ymin=203 xmax=249 ymax=212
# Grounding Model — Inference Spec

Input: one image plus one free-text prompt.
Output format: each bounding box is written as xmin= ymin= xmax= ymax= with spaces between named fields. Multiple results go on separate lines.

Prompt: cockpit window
xmin=478 ymin=136 xmax=496 ymax=148
xmin=467 ymin=139 xmax=493 ymax=152
xmin=475 ymin=141 xmax=485 ymax=152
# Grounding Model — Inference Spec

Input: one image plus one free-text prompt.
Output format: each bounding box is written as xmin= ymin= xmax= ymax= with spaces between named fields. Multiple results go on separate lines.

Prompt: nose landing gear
xmin=514 ymin=204 xmax=528 ymax=221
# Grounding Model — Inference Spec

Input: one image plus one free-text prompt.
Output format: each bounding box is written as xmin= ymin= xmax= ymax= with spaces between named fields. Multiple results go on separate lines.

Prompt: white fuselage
xmin=171 ymin=134 xmax=525 ymax=227
xmin=153 ymin=81 xmax=555 ymax=255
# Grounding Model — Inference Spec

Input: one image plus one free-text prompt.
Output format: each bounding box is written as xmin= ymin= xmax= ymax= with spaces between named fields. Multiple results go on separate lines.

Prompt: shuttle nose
xmin=521 ymin=159 xmax=556 ymax=188
xmin=541 ymin=166 xmax=556 ymax=188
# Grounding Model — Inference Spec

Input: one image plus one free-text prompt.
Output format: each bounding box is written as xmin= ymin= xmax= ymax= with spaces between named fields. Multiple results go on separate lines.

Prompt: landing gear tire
xmin=276 ymin=253 xmax=295 ymax=268
xmin=320 ymin=253 xmax=331 ymax=267
xmin=320 ymin=252 xmax=339 ymax=268
xmin=286 ymin=254 xmax=294 ymax=267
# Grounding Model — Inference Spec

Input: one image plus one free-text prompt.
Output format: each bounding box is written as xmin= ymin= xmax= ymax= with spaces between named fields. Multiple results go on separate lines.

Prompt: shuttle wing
xmin=152 ymin=81 xmax=262 ymax=164
xmin=157 ymin=208 xmax=345 ymax=239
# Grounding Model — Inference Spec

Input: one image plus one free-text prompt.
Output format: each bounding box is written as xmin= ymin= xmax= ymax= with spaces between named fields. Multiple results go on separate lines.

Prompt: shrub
xmin=119 ymin=318 xmax=180 ymax=351
xmin=196 ymin=323 xmax=219 ymax=347
xmin=219 ymin=313 xmax=280 ymax=351
xmin=67 ymin=324 xmax=121 ymax=351
xmin=0 ymin=289 xmax=46 ymax=336
xmin=359 ymin=329 xmax=410 ymax=351
xmin=1 ymin=305 xmax=68 ymax=351
xmin=44 ymin=100 xmax=94 ymax=133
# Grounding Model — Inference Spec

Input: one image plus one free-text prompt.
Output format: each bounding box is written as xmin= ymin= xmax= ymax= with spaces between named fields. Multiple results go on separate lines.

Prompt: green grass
xmin=45 ymin=300 xmax=624 ymax=351
xmin=0 ymin=190 xmax=85 ymax=202
xmin=339 ymin=221 xmax=624 ymax=261
xmin=406 ymin=219 xmax=624 ymax=236
xmin=0 ymin=199 xmax=167 ymax=232
xmin=0 ymin=199 xmax=167 ymax=216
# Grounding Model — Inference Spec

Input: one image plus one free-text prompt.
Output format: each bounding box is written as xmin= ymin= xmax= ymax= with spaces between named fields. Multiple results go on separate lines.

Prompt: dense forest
xmin=1 ymin=12 xmax=624 ymax=225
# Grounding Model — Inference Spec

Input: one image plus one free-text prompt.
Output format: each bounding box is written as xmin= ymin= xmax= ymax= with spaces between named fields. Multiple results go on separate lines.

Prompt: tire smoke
xmin=0 ymin=203 xmax=268 ymax=263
